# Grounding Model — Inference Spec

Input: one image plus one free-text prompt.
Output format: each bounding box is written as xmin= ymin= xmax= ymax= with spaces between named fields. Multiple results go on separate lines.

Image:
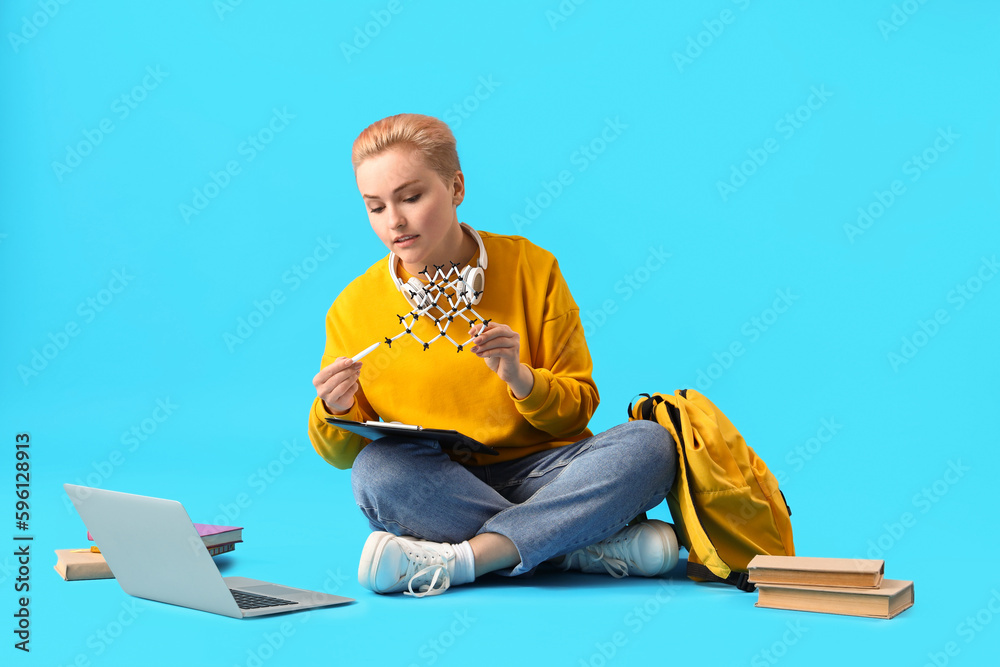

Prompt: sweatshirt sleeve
xmin=506 ymin=258 xmax=599 ymax=438
xmin=307 ymin=387 xmax=379 ymax=470
xmin=306 ymin=296 xmax=381 ymax=470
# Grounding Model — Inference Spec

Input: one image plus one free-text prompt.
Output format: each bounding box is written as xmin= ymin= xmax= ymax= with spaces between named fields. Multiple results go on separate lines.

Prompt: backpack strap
xmin=631 ymin=392 xmax=734 ymax=582
xmin=628 ymin=393 xmax=656 ymax=421
xmin=626 ymin=512 xmax=648 ymax=527
xmin=686 ymin=561 xmax=756 ymax=593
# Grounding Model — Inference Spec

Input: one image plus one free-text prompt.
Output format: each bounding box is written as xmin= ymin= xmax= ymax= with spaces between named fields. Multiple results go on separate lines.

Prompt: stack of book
xmin=55 ymin=524 xmax=243 ymax=581
xmin=748 ymin=555 xmax=914 ymax=619
xmin=53 ymin=547 xmax=114 ymax=581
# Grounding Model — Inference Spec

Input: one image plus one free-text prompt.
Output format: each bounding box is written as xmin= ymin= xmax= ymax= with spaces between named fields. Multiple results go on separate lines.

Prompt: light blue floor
xmin=23 ymin=393 xmax=1000 ymax=666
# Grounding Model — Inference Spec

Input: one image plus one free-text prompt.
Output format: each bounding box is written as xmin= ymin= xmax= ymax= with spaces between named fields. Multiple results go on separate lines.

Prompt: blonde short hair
xmin=351 ymin=113 xmax=461 ymax=186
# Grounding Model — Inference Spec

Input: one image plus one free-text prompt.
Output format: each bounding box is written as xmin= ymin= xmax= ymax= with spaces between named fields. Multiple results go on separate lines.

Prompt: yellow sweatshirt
xmin=307 ymin=228 xmax=599 ymax=469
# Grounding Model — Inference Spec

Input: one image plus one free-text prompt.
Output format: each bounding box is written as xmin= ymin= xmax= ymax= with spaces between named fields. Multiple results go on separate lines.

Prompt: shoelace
xmin=406 ymin=564 xmax=451 ymax=597
xmin=585 ymin=540 xmax=632 ymax=578
xmin=563 ymin=534 xmax=635 ymax=578
xmin=400 ymin=543 xmax=454 ymax=597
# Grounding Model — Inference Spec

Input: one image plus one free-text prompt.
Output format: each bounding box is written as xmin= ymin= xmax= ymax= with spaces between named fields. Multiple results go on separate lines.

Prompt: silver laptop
xmin=64 ymin=484 xmax=354 ymax=618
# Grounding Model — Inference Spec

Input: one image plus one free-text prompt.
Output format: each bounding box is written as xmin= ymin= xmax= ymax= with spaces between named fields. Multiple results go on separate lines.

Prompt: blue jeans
xmin=350 ymin=420 xmax=676 ymax=576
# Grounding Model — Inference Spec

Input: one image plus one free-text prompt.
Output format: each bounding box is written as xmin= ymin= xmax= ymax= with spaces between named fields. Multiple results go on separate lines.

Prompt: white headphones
xmin=388 ymin=222 xmax=488 ymax=313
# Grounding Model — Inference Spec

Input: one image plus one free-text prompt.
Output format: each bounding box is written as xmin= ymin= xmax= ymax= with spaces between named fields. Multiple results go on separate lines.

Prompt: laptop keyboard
xmin=230 ymin=588 xmax=299 ymax=610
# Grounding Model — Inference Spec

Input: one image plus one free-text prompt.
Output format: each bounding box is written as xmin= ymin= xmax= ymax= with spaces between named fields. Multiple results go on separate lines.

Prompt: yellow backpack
xmin=628 ymin=389 xmax=795 ymax=591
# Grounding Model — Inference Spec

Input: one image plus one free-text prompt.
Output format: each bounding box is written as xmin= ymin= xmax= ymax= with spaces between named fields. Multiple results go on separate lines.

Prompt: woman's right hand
xmin=313 ymin=357 xmax=362 ymax=415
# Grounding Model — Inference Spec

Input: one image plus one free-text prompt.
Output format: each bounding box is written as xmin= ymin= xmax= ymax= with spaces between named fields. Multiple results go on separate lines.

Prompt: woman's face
xmin=356 ymin=147 xmax=466 ymax=276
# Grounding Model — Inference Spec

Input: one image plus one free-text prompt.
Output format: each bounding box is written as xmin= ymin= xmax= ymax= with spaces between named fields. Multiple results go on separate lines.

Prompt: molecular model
xmin=384 ymin=261 xmax=490 ymax=353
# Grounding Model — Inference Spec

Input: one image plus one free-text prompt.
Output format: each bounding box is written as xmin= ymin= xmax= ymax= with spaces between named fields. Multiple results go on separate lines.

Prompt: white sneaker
xmin=553 ymin=520 xmax=679 ymax=578
xmin=358 ymin=532 xmax=456 ymax=597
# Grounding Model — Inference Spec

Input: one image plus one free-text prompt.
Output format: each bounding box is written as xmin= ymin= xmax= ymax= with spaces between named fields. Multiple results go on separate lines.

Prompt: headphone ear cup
xmin=404 ymin=277 xmax=433 ymax=311
xmin=461 ymin=267 xmax=485 ymax=305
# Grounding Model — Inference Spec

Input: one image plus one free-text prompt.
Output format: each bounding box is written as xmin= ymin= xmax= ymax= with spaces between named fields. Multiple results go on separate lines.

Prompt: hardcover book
xmin=192 ymin=524 xmax=243 ymax=548
xmin=54 ymin=549 xmax=113 ymax=581
xmin=755 ymin=578 xmax=914 ymax=619
xmin=56 ymin=542 xmax=239 ymax=581
xmin=748 ymin=555 xmax=884 ymax=588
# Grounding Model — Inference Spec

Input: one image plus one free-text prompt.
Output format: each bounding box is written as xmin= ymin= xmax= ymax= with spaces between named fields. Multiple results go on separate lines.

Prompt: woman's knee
xmin=350 ymin=438 xmax=413 ymax=505
xmin=613 ymin=420 xmax=677 ymax=486
xmin=351 ymin=437 xmax=456 ymax=507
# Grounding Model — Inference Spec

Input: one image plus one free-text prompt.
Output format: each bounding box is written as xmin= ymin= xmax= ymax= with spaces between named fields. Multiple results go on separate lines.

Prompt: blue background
xmin=3 ymin=1 xmax=999 ymax=665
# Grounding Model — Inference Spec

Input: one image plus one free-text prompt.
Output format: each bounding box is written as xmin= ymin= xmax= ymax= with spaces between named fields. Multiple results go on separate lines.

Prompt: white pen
xmin=351 ymin=342 xmax=381 ymax=363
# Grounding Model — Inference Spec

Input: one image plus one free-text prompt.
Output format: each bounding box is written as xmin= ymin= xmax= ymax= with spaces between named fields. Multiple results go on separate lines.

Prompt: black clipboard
xmin=325 ymin=417 xmax=499 ymax=456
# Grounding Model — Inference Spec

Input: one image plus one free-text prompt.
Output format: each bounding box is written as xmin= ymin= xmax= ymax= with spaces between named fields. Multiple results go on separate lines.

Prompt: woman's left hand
xmin=468 ymin=322 xmax=534 ymax=398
